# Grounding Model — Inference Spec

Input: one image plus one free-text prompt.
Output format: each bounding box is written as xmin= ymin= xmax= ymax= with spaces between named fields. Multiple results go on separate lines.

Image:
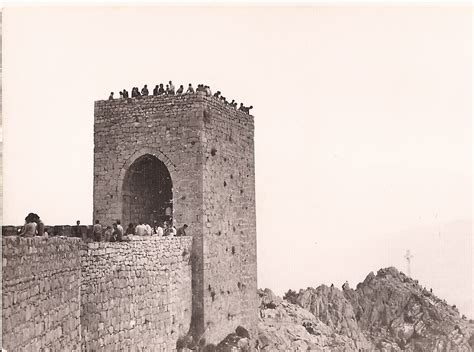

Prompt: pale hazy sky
xmin=2 ymin=6 xmax=472 ymax=316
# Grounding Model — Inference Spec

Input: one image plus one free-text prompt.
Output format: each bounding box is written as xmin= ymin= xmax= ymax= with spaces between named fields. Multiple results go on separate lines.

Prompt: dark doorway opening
xmin=122 ymin=154 xmax=173 ymax=226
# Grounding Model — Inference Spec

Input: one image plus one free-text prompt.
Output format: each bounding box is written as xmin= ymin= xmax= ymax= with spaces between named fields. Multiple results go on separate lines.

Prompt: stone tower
xmin=93 ymin=92 xmax=258 ymax=344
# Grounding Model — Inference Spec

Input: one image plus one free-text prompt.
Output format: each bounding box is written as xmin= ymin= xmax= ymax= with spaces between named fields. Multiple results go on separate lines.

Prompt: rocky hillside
xmin=256 ymin=267 xmax=474 ymax=351
xmin=257 ymin=287 xmax=373 ymax=351
xmin=343 ymin=267 xmax=474 ymax=351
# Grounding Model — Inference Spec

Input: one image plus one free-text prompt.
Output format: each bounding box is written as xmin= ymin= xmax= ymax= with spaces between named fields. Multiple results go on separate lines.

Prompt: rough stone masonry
xmin=2 ymin=237 xmax=82 ymax=351
xmin=2 ymin=91 xmax=258 ymax=350
xmin=80 ymin=236 xmax=193 ymax=351
xmin=93 ymin=92 xmax=258 ymax=345
xmin=2 ymin=235 xmax=193 ymax=351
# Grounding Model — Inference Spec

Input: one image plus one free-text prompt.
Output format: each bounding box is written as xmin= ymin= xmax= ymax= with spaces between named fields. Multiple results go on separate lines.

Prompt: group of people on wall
xmin=107 ymin=81 xmax=253 ymax=114
xmin=16 ymin=213 xmax=188 ymax=242
xmin=92 ymin=219 xmax=188 ymax=242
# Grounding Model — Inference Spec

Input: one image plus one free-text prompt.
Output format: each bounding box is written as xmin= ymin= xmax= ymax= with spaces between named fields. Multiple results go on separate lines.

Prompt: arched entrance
xmin=122 ymin=154 xmax=173 ymax=226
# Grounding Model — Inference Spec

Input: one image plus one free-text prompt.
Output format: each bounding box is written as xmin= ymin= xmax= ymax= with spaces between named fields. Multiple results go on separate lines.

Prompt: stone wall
xmin=80 ymin=236 xmax=193 ymax=351
xmin=200 ymin=98 xmax=258 ymax=343
xmin=2 ymin=236 xmax=82 ymax=351
xmin=2 ymin=236 xmax=193 ymax=351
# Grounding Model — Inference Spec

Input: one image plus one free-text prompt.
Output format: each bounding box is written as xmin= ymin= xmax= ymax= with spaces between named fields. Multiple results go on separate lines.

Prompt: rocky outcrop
xmin=209 ymin=267 xmax=473 ymax=351
xmin=288 ymin=284 xmax=371 ymax=346
xmin=257 ymin=288 xmax=373 ymax=351
xmin=255 ymin=267 xmax=473 ymax=351
xmin=344 ymin=267 xmax=474 ymax=351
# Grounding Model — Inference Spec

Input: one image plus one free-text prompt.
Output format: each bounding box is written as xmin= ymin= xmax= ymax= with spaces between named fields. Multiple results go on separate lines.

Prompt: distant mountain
xmin=214 ymin=267 xmax=474 ymax=351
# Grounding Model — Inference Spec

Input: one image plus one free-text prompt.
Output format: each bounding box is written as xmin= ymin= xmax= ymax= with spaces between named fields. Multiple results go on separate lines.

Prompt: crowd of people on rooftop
xmin=16 ymin=212 xmax=188 ymax=242
xmin=108 ymin=81 xmax=253 ymax=114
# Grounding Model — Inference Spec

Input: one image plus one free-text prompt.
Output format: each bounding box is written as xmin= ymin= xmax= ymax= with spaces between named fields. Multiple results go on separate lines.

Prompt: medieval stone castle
xmin=2 ymin=92 xmax=258 ymax=350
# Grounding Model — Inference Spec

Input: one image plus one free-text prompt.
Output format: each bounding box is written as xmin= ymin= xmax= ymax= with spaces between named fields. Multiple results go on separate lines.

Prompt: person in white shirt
xmin=116 ymin=220 xmax=123 ymax=235
xmin=145 ymin=223 xmax=152 ymax=236
xmin=153 ymin=221 xmax=164 ymax=236
xmin=135 ymin=222 xmax=147 ymax=236
xmin=168 ymin=81 xmax=175 ymax=95
xmin=169 ymin=220 xmax=177 ymax=236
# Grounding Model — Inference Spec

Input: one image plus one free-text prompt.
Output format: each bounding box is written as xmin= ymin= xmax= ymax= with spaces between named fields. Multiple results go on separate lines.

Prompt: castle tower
xmin=93 ymin=92 xmax=258 ymax=344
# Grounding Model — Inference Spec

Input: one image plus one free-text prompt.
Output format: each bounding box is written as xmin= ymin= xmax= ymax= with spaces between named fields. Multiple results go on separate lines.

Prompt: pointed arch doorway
xmin=121 ymin=154 xmax=173 ymax=227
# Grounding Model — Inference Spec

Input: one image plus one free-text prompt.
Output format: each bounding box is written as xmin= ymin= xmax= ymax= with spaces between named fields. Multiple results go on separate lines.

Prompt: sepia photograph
xmin=1 ymin=3 xmax=472 ymax=351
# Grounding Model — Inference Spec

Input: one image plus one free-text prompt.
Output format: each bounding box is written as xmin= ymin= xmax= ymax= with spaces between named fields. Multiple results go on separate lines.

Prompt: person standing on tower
xmin=186 ymin=83 xmax=194 ymax=94
xmin=158 ymin=83 xmax=165 ymax=95
xmin=168 ymin=81 xmax=175 ymax=94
